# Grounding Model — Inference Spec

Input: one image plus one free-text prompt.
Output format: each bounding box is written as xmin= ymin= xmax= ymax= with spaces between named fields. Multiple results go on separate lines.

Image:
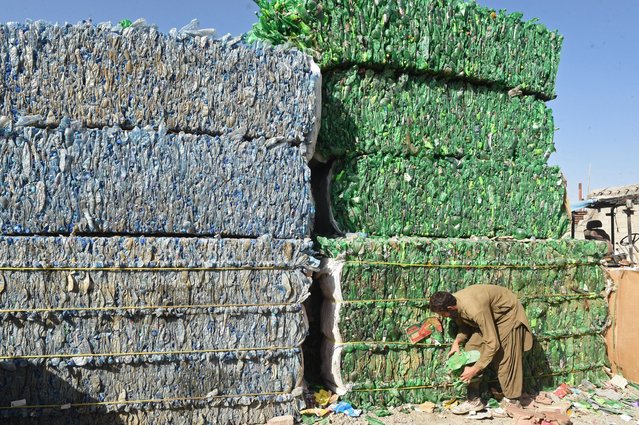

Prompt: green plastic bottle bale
xmin=524 ymin=334 xmax=609 ymax=385
xmin=340 ymin=344 xmax=452 ymax=390
xmin=328 ymin=156 xmax=570 ymax=238
xmin=525 ymin=297 xmax=608 ymax=337
xmin=334 ymin=334 xmax=606 ymax=406
xmin=317 ymin=237 xmax=609 ymax=405
xmin=330 ymin=296 xmax=607 ymax=344
xmin=317 ymin=236 xmax=607 ymax=301
xmin=249 ymin=0 xmax=563 ymax=99
xmin=319 ymin=67 xmax=555 ymax=162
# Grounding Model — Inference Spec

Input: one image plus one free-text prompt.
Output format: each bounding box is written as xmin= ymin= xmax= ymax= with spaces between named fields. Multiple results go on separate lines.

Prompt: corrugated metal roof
xmin=589 ymin=183 xmax=639 ymax=199
xmin=586 ymin=183 xmax=639 ymax=208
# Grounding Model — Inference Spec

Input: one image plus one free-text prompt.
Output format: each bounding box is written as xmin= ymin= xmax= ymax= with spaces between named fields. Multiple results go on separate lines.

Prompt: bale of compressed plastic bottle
xmin=0 ymin=20 xmax=321 ymax=158
xmin=0 ymin=235 xmax=316 ymax=424
xmin=249 ymin=0 xmax=562 ymax=99
xmin=326 ymin=155 xmax=570 ymax=239
xmin=318 ymin=67 xmax=554 ymax=162
xmin=0 ymin=125 xmax=313 ymax=238
xmin=315 ymin=236 xmax=609 ymax=405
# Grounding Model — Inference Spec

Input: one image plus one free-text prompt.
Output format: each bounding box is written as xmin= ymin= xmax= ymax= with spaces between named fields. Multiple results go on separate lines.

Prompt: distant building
xmin=571 ymin=183 xmax=639 ymax=264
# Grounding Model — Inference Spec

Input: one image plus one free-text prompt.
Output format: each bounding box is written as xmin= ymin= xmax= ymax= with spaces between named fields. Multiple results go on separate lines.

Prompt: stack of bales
xmin=0 ymin=21 xmax=320 ymax=424
xmin=251 ymin=0 xmax=610 ymax=406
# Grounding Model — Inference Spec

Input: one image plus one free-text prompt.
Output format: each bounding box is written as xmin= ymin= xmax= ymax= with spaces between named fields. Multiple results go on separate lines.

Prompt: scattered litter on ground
xmin=301 ymin=375 xmax=639 ymax=425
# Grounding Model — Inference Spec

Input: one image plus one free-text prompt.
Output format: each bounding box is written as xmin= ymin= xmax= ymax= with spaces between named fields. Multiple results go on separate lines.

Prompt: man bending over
xmin=429 ymin=285 xmax=533 ymax=415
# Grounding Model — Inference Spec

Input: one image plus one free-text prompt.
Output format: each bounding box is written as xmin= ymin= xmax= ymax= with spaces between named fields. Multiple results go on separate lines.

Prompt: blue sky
xmin=3 ymin=0 xmax=638 ymax=202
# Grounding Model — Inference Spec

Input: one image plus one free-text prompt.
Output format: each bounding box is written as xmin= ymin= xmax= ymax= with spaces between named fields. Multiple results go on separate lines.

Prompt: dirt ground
xmin=324 ymin=407 xmax=637 ymax=425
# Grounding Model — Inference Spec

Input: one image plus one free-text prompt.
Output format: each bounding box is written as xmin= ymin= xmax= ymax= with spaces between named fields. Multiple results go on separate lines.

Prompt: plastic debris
xmin=370 ymin=408 xmax=391 ymax=417
xmin=554 ymin=384 xmax=572 ymax=399
xmin=364 ymin=415 xmax=384 ymax=425
xmin=446 ymin=350 xmax=481 ymax=371
xmin=486 ymin=399 xmax=501 ymax=409
xmin=313 ymin=389 xmax=333 ymax=407
xmin=266 ymin=415 xmax=295 ymax=425
xmin=415 ymin=401 xmax=436 ymax=413
xmin=610 ymin=375 xmax=629 ymax=389
xmin=442 ymin=399 xmax=459 ymax=410
xmin=300 ymin=408 xmax=330 ymax=417
xmin=330 ymin=401 xmax=362 ymax=417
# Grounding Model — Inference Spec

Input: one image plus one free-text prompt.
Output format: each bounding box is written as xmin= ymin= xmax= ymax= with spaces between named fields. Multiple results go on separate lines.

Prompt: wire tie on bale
xmin=0 ymin=391 xmax=291 ymax=411
xmin=0 ymin=265 xmax=291 ymax=272
xmin=0 ymin=346 xmax=297 ymax=361
xmin=0 ymin=301 xmax=297 ymax=315
xmin=333 ymin=292 xmax=603 ymax=305
xmin=344 ymin=260 xmax=601 ymax=270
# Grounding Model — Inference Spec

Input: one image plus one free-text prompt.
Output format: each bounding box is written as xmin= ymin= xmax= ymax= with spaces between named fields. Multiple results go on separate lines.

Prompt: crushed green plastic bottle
xmin=446 ymin=350 xmax=481 ymax=371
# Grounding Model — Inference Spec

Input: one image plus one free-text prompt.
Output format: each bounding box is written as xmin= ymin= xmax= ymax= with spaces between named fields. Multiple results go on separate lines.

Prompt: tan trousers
xmin=465 ymin=325 xmax=530 ymax=399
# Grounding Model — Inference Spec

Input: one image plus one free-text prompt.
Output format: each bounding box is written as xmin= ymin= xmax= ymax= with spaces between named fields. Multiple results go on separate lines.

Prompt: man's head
xmin=429 ymin=291 xmax=458 ymax=318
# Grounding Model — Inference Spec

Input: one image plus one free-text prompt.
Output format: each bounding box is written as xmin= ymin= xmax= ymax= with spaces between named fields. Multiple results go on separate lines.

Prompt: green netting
xmin=329 ymin=156 xmax=570 ymax=238
xmin=317 ymin=237 xmax=609 ymax=406
xmin=318 ymin=237 xmax=607 ymax=299
xmin=319 ymin=68 xmax=554 ymax=161
xmin=249 ymin=0 xmax=562 ymax=98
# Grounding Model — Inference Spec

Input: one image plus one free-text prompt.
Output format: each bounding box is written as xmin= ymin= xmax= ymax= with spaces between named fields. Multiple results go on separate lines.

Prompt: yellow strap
xmin=0 ymin=261 xmax=598 ymax=272
xmin=345 ymin=260 xmax=599 ymax=270
xmin=0 ymin=346 xmax=296 ymax=361
xmin=331 ymin=340 xmax=449 ymax=348
xmin=0 ymin=391 xmax=290 ymax=411
xmin=1 ymin=292 xmax=599 ymax=314
xmin=327 ymin=331 xmax=601 ymax=347
xmin=0 ymin=265 xmax=289 ymax=272
xmin=0 ymin=301 xmax=296 ymax=314
xmin=337 ymin=298 xmax=430 ymax=304
xmin=351 ymin=383 xmax=450 ymax=392
xmin=333 ymin=292 xmax=602 ymax=305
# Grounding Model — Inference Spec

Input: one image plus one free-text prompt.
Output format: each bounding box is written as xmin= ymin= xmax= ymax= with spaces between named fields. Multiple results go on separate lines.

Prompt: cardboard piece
xmin=605 ymin=269 xmax=639 ymax=384
xmin=406 ymin=317 xmax=443 ymax=344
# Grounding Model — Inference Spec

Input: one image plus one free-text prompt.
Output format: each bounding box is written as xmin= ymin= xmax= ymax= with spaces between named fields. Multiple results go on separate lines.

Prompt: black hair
xmin=429 ymin=291 xmax=457 ymax=313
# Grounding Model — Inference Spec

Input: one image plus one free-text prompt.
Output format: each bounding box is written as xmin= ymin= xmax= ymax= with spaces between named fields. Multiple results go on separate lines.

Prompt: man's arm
xmin=459 ymin=310 xmax=500 ymax=382
xmin=449 ymin=321 xmax=473 ymax=357
xmin=471 ymin=309 xmax=500 ymax=371
xmin=455 ymin=322 xmax=473 ymax=344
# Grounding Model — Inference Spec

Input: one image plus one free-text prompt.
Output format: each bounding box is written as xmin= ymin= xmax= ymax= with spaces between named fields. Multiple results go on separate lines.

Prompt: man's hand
xmin=460 ymin=365 xmax=481 ymax=382
xmin=447 ymin=339 xmax=460 ymax=358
